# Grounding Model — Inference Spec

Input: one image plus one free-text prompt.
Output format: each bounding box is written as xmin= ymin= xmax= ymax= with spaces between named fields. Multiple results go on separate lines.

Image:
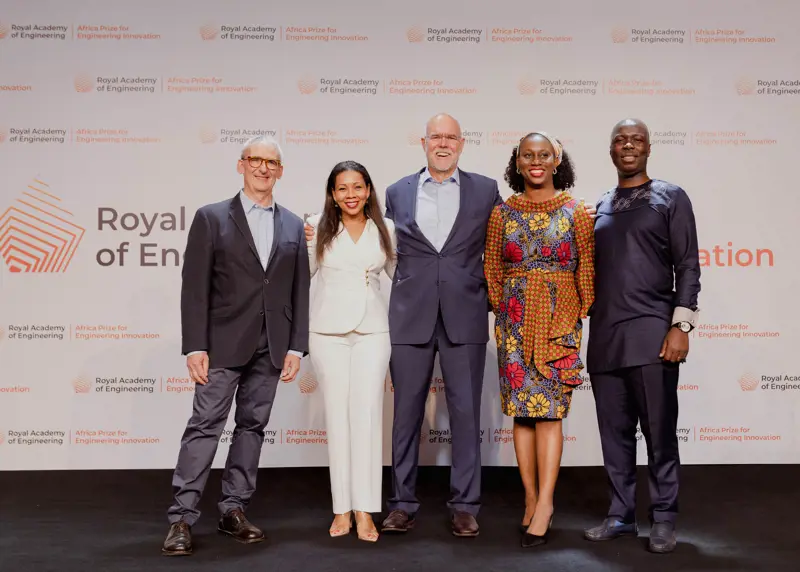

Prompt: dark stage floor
xmin=0 ymin=465 xmax=794 ymax=571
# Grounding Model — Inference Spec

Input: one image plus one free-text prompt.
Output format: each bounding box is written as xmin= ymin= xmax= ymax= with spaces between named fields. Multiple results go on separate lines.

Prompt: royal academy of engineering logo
xmin=738 ymin=373 xmax=758 ymax=391
xmin=298 ymin=371 xmax=318 ymax=394
xmin=735 ymin=78 xmax=756 ymax=96
xmin=406 ymin=26 xmax=425 ymax=43
xmin=297 ymin=77 xmax=318 ymax=94
xmin=199 ymin=24 xmax=218 ymax=40
xmin=738 ymin=372 xmax=800 ymax=392
xmin=72 ymin=376 xmax=92 ymax=393
xmin=0 ymin=178 xmax=85 ymax=272
xmin=611 ymin=27 xmax=629 ymax=43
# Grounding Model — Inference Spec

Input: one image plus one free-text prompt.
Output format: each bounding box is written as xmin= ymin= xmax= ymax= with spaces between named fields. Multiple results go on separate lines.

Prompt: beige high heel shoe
xmin=329 ymin=512 xmax=353 ymax=537
xmin=354 ymin=511 xmax=379 ymax=542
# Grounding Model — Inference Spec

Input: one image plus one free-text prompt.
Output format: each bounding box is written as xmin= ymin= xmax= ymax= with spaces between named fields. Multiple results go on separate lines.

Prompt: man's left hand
xmin=281 ymin=354 xmax=301 ymax=382
xmin=659 ymin=328 xmax=689 ymax=363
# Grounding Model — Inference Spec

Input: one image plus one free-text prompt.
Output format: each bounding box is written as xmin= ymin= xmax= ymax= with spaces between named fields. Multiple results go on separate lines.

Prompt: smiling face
xmin=422 ymin=114 xmax=464 ymax=179
xmin=237 ymin=142 xmax=283 ymax=196
xmin=516 ymin=134 xmax=557 ymax=188
xmin=610 ymin=122 xmax=651 ymax=177
xmin=331 ymin=170 xmax=370 ymax=218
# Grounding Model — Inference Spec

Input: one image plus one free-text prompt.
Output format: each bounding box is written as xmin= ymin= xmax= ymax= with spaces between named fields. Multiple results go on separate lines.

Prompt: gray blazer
xmin=180 ymin=193 xmax=310 ymax=370
xmin=385 ymin=168 xmax=502 ymax=345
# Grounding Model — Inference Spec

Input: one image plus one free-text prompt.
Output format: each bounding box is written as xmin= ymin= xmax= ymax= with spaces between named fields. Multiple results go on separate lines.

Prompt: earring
xmin=516 ymin=166 xmax=521 ymax=174
xmin=553 ymin=167 xmax=558 ymax=175
xmin=334 ymin=202 xmax=340 ymax=208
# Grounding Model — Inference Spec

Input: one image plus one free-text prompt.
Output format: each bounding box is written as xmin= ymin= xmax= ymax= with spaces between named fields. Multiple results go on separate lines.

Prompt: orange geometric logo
xmin=738 ymin=373 xmax=758 ymax=391
xmin=199 ymin=127 xmax=217 ymax=144
xmin=517 ymin=77 xmax=537 ymax=95
xmin=0 ymin=128 xmax=6 ymax=143
xmin=0 ymin=179 xmax=85 ymax=273
xmin=407 ymin=26 xmax=425 ymax=43
xmin=74 ymin=74 xmax=94 ymax=93
xmin=299 ymin=372 xmax=318 ymax=394
xmin=297 ymin=77 xmax=317 ymax=94
xmin=611 ymin=27 xmax=629 ymax=43
xmin=0 ymin=326 xmax=5 ymax=341
xmin=407 ymin=132 xmax=421 ymax=146
xmin=736 ymin=78 xmax=756 ymax=95
xmin=0 ymin=22 xmax=9 ymax=40
xmin=200 ymin=25 xmax=218 ymax=41
xmin=72 ymin=376 xmax=92 ymax=394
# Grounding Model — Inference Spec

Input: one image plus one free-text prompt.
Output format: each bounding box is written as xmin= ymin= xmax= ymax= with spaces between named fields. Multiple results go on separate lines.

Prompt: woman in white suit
xmin=306 ymin=160 xmax=396 ymax=542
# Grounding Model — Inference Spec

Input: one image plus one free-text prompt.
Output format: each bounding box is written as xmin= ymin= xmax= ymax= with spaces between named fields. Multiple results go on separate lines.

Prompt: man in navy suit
xmin=163 ymin=135 xmax=310 ymax=556
xmin=379 ymin=113 xmax=502 ymax=537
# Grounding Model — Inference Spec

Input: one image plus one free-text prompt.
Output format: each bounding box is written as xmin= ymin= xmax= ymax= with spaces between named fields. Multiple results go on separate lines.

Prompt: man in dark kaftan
xmin=584 ymin=119 xmax=701 ymax=554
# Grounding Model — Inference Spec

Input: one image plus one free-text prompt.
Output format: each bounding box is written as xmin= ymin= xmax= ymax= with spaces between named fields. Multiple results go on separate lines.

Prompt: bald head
xmin=425 ymin=113 xmax=462 ymax=139
xmin=422 ymin=113 xmax=465 ymax=181
xmin=611 ymin=118 xmax=650 ymax=143
xmin=609 ymin=118 xmax=651 ymax=182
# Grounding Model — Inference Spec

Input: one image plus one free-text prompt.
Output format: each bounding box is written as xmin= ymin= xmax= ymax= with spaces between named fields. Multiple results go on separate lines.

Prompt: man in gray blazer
xmin=380 ymin=113 xmax=502 ymax=537
xmin=162 ymin=135 xmax=310 ymax=556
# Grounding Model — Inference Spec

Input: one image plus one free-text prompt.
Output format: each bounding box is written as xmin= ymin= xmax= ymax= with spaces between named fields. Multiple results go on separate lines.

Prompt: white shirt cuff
xmin=287 ymin=350 xmax=303 ymax=358
xmin=186 ymin=350 xmax=206 ymax=357
xmin=672 ymin=307 xmax=699 ymax=326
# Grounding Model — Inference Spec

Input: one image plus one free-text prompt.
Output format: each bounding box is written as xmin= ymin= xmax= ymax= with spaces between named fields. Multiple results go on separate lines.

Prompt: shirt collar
xmin=240 ymin=189 xmax=274 ymax=212
xmin=421 ymin=167 xmax=460 ymax=186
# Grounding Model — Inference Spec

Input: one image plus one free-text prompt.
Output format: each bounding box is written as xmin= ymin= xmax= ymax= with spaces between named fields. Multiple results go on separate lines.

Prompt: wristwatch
xmin=672 ymin=321 xmax=693 ymax=333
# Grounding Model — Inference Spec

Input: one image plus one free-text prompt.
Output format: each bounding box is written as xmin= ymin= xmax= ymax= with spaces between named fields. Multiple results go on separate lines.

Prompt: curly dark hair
xmin=504 ymin=134 xmax=577 ymax=193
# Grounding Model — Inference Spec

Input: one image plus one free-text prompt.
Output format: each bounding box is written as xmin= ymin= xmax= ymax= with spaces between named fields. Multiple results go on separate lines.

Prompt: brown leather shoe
xmin=381 ymin=509 xmax=415 ymax=533
xmin=452 ymin=511 xmax=479 ymax=537
xmin=162 ymin=521 xmax=192 ymax=556
xmin=218 ymin=509 xmax=265 ymax=544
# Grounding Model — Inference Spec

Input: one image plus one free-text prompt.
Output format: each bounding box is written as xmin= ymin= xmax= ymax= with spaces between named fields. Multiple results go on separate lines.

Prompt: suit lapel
xmin=229 ymin=194 xmax=260 ymax=263
xmin=407 ymin=170 xmax=437 ymax=252
xmin=440 ymin=169 xmax=469 ymax=252
xmin=265 ymin=204 xmax=283 ymax=270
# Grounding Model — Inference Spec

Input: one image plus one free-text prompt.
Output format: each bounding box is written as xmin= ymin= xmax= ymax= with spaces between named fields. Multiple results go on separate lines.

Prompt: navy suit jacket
xmin=180 ymin=193 xmax=310 ymax=370
xmin=385 ymin=168 xmax=502 ymax=345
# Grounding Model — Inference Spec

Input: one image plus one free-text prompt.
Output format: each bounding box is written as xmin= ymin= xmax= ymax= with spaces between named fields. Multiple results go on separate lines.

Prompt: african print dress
xmin=484 ymin=192 xmax=595 ymax=419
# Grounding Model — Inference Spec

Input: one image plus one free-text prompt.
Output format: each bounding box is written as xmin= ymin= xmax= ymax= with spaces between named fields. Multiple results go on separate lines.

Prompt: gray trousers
xmin=168 ymin=325 xmax=281 ymax=525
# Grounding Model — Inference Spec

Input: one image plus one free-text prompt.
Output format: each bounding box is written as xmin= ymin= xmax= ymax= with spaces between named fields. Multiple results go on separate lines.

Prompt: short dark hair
xmin=504 ymin=135 xmax=577 ymax=193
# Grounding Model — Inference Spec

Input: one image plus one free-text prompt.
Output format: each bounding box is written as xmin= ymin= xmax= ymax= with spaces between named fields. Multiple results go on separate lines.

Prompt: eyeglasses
xmin=243 ymin=156 xmax=282 ymax=170
xmin=426 ymin=133 xmax=462 ymax=143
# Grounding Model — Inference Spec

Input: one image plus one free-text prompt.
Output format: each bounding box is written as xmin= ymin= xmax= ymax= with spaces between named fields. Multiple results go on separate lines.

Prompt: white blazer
xmin=307 ymin=213 xmax=397 ymax=335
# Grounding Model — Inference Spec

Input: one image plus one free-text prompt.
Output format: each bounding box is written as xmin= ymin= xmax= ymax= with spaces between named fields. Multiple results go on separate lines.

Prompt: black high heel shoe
xmin=519 ymin=509 xmax=535 ymax=534
xmin=521 ymin=515 xmax=553 ymax=548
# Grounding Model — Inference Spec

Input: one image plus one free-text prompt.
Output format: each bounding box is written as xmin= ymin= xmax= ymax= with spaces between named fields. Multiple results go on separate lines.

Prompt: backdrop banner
xmin=0 ymin=1 xmax=797 ymax=470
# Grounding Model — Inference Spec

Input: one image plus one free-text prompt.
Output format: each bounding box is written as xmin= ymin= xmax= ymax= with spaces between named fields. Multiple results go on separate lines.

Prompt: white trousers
xmin=309 ymin=331 xmax=390 ymax=514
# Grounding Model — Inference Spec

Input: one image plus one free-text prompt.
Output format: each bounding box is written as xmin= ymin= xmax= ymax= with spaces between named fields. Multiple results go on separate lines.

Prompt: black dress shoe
xmin=648 ymin=522 xmax=677 ymax=553
xmin=162 ymin=521 xmax=192 ymax=556
xmin=218 ymin=509 xmax=265 ymax=544
xmin=584 ymin=517 xmax=638 ymax=541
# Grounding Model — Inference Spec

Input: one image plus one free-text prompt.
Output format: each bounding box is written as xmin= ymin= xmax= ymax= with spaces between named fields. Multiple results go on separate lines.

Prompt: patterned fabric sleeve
xmin=572 ymin=202 xmax=596 ymax=318
xmin=484 ymin=204 xmax=505 ymax=312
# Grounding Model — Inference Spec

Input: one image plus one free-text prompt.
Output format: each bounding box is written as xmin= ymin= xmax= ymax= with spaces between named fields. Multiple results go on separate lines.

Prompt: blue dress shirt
xmin=415 ymin=168 xmax=460 ymax=251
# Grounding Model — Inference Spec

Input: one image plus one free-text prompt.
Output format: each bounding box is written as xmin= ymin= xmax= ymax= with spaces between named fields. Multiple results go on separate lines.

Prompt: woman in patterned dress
xmin=484 ymin=132 xmax=595 ymax=547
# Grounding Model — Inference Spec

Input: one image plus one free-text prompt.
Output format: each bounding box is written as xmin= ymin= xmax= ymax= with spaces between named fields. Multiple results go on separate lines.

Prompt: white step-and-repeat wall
xmin=1 ymin=1 xmax=798 ymax=470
